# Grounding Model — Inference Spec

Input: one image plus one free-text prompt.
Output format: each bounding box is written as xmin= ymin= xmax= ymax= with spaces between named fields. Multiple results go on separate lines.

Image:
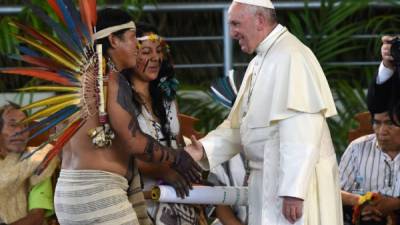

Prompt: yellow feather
xmin=23 ymin=98 xmax=80 ymax=123
xmin=16 ymin=35 xmax=80 ymax=72
xmin=40 ymin=32 xmax=82 ymax=63
xmin=8 ymin=21 xmax=82 ymax=65
xmin=18 ymin=86 xmax=79 ymax=92
xmin=21 ymin=93 xmax=80 ymax=111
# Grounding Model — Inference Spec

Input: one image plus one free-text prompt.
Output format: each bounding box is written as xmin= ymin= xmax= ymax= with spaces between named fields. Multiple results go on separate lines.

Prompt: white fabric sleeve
xmin=277 ymin=113 xmax=323 ymax=199
xmin=377 ymin=62 xmax=394 ymax=84
xmin=199 ymin=119 xmax=242 ymax=170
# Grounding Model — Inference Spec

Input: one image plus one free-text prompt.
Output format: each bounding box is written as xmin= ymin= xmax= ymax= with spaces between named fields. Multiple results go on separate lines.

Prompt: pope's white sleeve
xmin=277 ymin=113 xmax=324 ymax=199
xmin=199 ymin=119 xmax=242 ymax=170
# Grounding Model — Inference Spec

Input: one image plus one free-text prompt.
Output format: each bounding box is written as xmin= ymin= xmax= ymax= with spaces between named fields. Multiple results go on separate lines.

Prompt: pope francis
xmin=185 ymin=0 xmax=344 ymax=225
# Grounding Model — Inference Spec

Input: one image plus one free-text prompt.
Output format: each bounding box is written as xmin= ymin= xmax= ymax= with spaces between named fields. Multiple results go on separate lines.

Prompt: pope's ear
xmin=255 ymin=12 xmax=267 ymax=31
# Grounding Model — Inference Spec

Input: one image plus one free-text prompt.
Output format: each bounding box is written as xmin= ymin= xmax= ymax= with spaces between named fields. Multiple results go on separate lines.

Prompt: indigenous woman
xmin=125 ymin=23 xmax=205 ymax=225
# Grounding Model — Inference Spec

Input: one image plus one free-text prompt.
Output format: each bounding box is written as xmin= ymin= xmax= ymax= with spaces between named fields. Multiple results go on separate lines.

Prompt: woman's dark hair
xmin=123 ymin=22 xmax=177 ymax=147
xmin=136 ymin=22 xmax=158 ymax=38
xmin=94 ymin=8 xmax=133 ymax=55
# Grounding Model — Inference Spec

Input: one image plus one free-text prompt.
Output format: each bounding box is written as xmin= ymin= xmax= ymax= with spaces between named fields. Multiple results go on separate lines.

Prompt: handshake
xmin=165 ymin=135 xmax=206 ymax=198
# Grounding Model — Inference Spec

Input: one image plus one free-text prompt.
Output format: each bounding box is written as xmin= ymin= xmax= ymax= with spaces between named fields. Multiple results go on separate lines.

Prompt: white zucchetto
xmin=233 ymin=0 xmax=275 ymax=9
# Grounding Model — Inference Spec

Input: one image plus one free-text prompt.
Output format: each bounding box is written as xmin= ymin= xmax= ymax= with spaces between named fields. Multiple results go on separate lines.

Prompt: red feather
xmin=20 ymin=55 xmax=70 ymax=72
xmin=79 ymin=0 xmax=97 ymax=36
xmin=35 ymin=119 xmax=83 ymax=175
xmin=47 ymin=0 xmax=66 ymax=25
xmin=11 ymin=21 xmax=73 ymax=61
xmin=0 ymin=68 xmax=73 ymax=86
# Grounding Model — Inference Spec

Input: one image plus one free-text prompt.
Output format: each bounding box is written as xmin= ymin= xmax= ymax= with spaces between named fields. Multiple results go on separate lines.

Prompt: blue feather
xmin=55 ymin=0 xmax=83 ymax=49
xmin=63 ymin=0 xmax=91 ymax=42
xmin=28 ymin=105 xmax=79 ymax=141
xmin=24 ymin=0 xmax=81 ymax=54
xmin=16 ymin=105 xmax=78 ymax=136
xmin=18 ymin=45 xmax=40 ymax=57
xmin=57 ymin=69 xmax=79 ymax=83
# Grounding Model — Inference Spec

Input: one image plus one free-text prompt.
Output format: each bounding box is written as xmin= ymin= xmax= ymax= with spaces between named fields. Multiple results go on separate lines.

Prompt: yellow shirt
xmin=0 ymin=145 xmax=58 ymax=223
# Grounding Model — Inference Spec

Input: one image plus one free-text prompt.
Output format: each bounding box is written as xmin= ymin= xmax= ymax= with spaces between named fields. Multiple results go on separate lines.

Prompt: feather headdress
xmin=0 ymin=0 xmax=100 ymax=174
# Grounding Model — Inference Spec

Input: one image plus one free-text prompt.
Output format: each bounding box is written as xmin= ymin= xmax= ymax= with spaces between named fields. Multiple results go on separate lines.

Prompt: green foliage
xmin=177 ymin=90 xmax=229 ymax=133
xmin=122 ymin=0 xmax=157 ymax=18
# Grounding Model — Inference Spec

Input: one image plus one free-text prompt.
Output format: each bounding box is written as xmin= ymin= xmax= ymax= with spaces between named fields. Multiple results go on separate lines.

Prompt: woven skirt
xmin=54 ymin=169 xmax=139 ymax=225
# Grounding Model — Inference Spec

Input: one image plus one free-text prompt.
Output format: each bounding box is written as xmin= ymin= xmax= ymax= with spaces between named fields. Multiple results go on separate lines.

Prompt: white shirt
xmin=377 ymin=62 xmax=394 ymax=84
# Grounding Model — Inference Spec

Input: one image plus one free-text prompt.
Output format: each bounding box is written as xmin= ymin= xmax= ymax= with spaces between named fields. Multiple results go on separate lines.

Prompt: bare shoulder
xmin=107 ymin=71 xmax=120 ymax=90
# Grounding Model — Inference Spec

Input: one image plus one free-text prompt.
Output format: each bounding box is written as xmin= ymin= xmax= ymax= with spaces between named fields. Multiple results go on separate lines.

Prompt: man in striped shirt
xmin=339 ymin=111 xmax=400 ymax=224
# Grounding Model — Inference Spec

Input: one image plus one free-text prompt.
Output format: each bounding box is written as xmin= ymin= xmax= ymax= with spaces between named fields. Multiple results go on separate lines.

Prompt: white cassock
xmin=199 ymin=24 xmax=343 ymax=225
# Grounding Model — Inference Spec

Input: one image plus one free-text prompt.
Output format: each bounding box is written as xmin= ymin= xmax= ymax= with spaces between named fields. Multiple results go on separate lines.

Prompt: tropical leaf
xmin=177 ymin=90 xmax=229 ymax=133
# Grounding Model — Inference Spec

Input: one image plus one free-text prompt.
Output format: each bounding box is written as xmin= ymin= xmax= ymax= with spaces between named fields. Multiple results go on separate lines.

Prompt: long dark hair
xmin=124 ymin=22 xmax=177 ymax=147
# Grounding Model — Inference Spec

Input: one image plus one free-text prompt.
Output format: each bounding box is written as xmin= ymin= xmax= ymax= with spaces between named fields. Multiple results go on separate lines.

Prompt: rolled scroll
xmin=151 ymin=185 xmax=248 ymax=205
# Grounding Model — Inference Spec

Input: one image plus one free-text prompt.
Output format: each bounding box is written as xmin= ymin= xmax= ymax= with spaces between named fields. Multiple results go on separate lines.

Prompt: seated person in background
xmin=207 ymin=153 xmax=248 ymax=225
xmin=339 ymin=109 xmax=400 ymax=224
xmin=367 ymin=36 xmax=400 ymax=114
xmin=0 ymin=102 xmax=59 ymax=225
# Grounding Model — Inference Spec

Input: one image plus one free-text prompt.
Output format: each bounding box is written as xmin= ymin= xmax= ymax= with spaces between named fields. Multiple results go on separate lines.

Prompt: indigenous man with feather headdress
xmin=0 ymin=2 xmax=202 ymax=225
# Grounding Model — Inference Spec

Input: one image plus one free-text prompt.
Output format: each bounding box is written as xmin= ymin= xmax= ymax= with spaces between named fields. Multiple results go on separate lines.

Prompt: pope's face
xmin=228 ymin=2 xmax=259 ymax=54
xmin=0 ymin=108 xmax=29 ymax=154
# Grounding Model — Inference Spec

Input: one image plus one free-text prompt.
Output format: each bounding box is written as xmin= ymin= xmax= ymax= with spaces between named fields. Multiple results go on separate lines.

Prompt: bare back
xmin=61 ymin=72 xmax=194 ymax=178
xmin=61 ymin=116 xmax=131 ymax=177
xmin=61 ymin=73 xmax=134 ymax=177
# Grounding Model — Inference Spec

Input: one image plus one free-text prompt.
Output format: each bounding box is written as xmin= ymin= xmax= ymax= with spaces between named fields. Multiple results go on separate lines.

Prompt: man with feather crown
xmin=0 ymin=2 xmax=202 ymax=224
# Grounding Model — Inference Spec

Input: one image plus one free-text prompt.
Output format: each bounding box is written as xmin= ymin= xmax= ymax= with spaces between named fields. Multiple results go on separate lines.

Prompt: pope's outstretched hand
xmin=184 ymin=135 xmax=205 ymax=161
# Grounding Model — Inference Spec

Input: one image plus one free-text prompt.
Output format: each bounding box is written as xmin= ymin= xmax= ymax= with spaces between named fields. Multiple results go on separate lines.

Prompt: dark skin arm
xmin=360 ymin=196 xmax=400 ymax=222
xmin=137 ymin=160 xmax=191 ymax=197
xmin=9 ymin=209 xmax=45 ymax=225
xmin=374 ymin=196 xmax=400 ymax=216
xmin=136 ymin=104 xmax=192 ymax=198
xmin=107 ymin=72 xmax=202 ymax=187
xmin=215 ymin=205 xmax=244 ymax=225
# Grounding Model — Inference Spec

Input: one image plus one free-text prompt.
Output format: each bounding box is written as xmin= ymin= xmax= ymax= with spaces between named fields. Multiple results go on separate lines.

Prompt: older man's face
xmin=228 ymin=3 xmax=259 ymax=54
xmin=0 ymin=108 xmax=29 ymax=154
xmin=373 ymin=112 xmax=400 ymax=152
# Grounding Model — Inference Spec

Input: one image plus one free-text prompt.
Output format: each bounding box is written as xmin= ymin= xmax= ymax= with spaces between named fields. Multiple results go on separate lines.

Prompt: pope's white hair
xmin=246 ymin=4 xmax=277 ymax=24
